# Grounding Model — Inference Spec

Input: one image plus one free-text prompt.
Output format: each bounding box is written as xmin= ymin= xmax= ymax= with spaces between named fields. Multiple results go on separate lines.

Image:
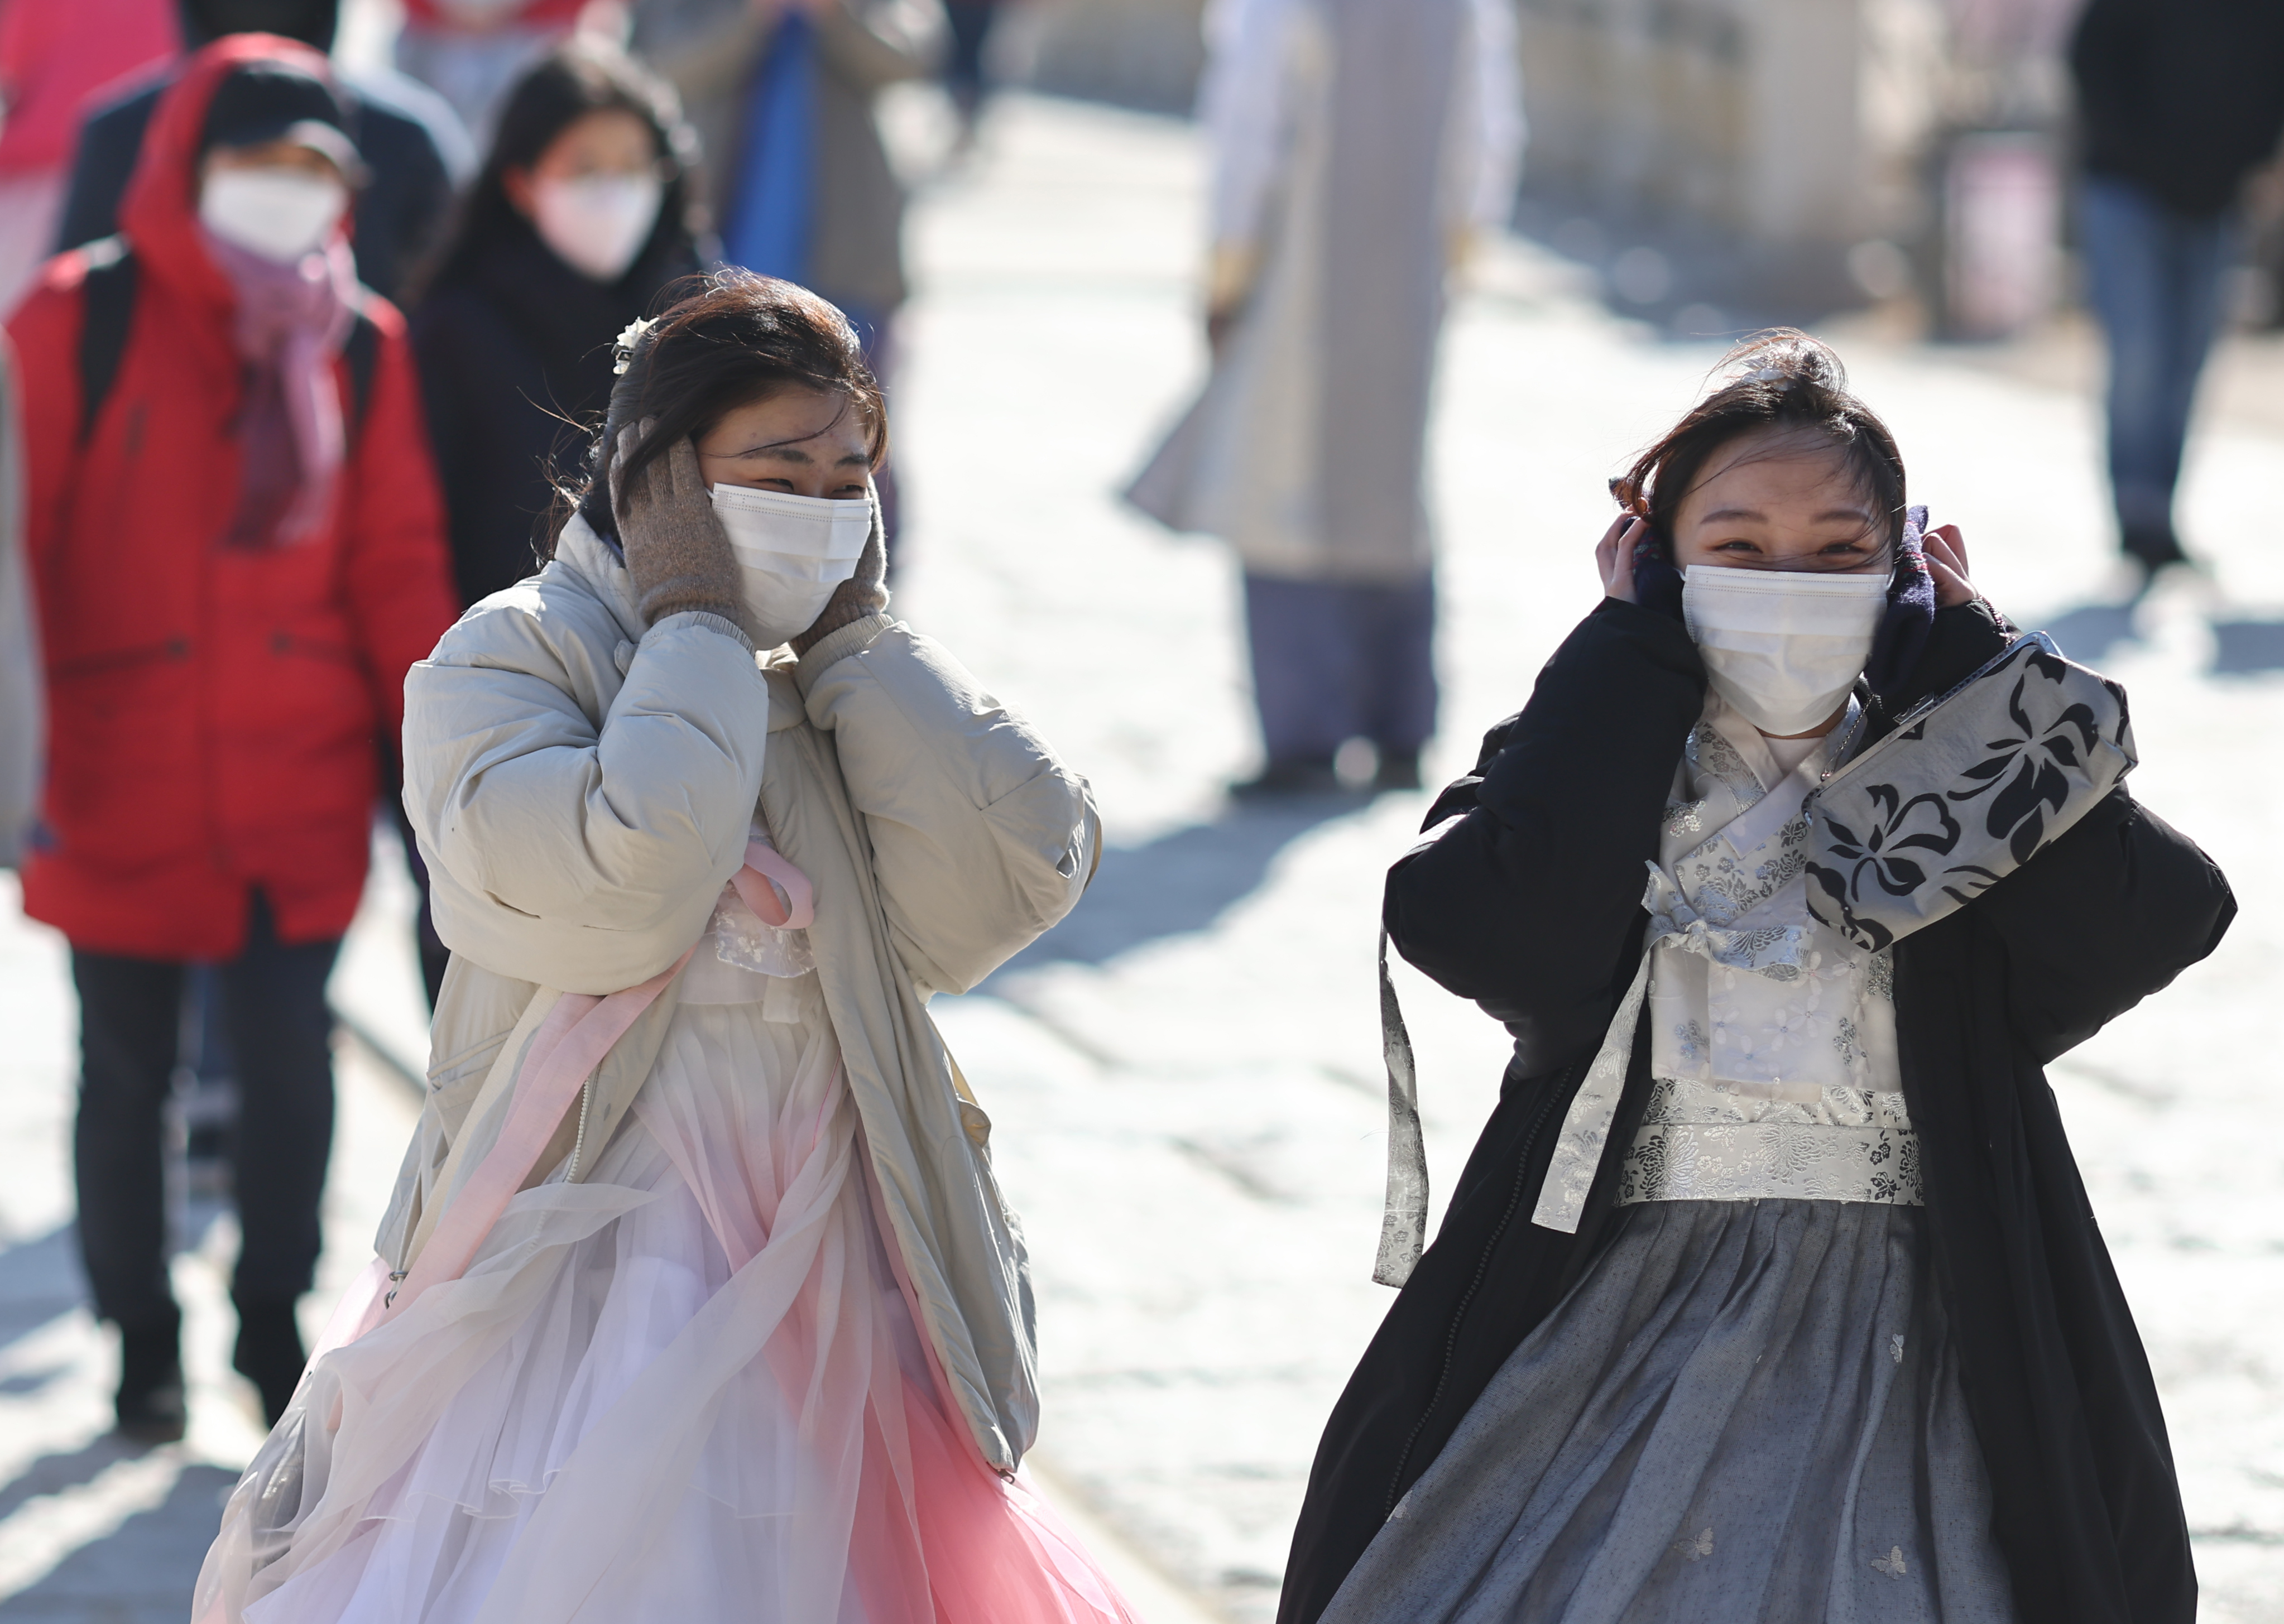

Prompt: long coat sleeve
xmin=405 ymin=589 xmax=772 ymax=995
xmin=1386 ymin=598 xmax=1702 ymax=1070
xmin=793 ymin=613 xmax=1097 ymax=998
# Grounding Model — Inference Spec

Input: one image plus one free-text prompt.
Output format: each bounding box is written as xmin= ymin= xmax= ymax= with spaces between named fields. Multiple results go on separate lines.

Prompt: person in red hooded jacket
xmin=6 ymin=34 xmax=459 ymax=1442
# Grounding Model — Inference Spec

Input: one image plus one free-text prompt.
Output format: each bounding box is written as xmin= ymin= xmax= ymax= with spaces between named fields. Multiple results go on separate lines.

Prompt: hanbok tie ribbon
xmin=732 ymin=836 xmax=814 ymax=928
xmin=1529 ymin=753 xmax=1824 ymax=1234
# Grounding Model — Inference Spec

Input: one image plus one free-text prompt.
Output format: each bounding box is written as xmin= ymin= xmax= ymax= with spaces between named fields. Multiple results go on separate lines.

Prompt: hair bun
xmin=1715 ymin=328 xmax=1846 ymax=397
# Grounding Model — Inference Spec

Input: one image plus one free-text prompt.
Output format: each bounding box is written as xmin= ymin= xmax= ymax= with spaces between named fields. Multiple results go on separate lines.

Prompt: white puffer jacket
xmin=377 ymin=515 xmax=1098 ymax=1472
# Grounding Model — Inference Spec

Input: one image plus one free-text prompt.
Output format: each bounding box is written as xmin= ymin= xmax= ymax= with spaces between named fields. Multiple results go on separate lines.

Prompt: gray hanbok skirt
xmin=1319 ymin=1200 xmax=2017 ymax=1624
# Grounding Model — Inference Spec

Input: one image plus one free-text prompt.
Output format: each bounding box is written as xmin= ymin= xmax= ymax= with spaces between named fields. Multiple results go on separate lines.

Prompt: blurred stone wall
xmin=1513 ymin=0 xmax=1949 ymax=311
xmin=992 ymin=0 xmax=1977 ymax=320
xmin=1000 ymin=0 xmax=1210 ymax=114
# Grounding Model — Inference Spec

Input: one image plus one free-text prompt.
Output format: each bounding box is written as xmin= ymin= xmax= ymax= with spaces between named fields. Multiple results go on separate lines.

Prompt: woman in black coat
xmin=409 ymin=41 xmax=703 ymax=608
xmin=1279 ymin=333 xmax=2234 ymax=1624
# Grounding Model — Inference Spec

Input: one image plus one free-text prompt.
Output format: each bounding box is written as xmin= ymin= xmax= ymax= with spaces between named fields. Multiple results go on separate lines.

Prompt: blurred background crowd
xmin=0 ymin=0 xmax=2280 ymax=1615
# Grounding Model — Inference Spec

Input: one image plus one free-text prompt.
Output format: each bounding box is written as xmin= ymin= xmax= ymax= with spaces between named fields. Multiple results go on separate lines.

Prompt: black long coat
xmin=409 ymin=228 xmax=700 ymax=609
xmin=1277 ymin=597 xmax=2236 ymax=1624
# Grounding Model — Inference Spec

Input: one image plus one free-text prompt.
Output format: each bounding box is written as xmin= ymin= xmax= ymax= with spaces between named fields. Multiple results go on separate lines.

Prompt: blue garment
xmin=724 ymin=15 xmax=817 ymax=281
xmin=1242 ymin=571 xmax=1438 ymax=762
xmin=2077 ymin=175 xmax=2239 ymax=561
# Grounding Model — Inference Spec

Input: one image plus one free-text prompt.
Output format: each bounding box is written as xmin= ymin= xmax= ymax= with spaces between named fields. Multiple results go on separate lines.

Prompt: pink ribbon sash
xmin=381 ymin=948 xmax=692 ymax=1322
xmin=732 ymin=837 xmax=815 ymax=929
xmin=375 ymin=845 xmax=814 ymax=1328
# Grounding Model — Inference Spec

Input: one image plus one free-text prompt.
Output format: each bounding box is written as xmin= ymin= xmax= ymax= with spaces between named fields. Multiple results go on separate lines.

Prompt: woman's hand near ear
xmin=1596 ymin=513 xmax=1648 ymax=605
xmin=790 ymin=508 xmax=890 ymax=657
xmin=1922 ymin=523 xmax=1978 ymax=609
xmin=616 ymin=426 xmax=748 ymax=635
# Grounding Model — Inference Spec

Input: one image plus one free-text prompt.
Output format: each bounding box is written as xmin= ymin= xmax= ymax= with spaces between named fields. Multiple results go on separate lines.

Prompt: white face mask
xmin=1681 ymin=565 xmax=1889 ymax=735
xmin=710 ymin=483 xmax=873 ymax=648
xmin=199 ymin=169 xmax=348 ymax=262
xmin=532 ymin=174 xmax=663 ymax=284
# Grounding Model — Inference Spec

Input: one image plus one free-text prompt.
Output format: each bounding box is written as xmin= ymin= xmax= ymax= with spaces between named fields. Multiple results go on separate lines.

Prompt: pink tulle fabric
xmin=191 ymin=985 xmax=1135 ymax=1624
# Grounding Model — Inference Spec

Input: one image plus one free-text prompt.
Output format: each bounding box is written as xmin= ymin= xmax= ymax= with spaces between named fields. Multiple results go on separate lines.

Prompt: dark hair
xmin=559 ymin=271 xmax=888 ymax=550
xmin=411 ymin=40 xmax=696 ymax=304
xmin=1611 ymin=329 xmax=1907 ymax=555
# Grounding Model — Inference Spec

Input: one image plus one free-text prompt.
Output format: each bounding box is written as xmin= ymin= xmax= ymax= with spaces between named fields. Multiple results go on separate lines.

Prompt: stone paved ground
xmin=1 ymin=89 xmax=2280 ymax=1624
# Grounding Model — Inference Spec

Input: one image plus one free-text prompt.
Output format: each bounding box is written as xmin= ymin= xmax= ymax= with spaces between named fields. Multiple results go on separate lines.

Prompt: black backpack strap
xmin=342 ymin=305 xmax=381 ymax=439
xmin=75 ymin=236 xmax=136 ymax=445
xmin=80 ymin=242 xmax=383 ymax=445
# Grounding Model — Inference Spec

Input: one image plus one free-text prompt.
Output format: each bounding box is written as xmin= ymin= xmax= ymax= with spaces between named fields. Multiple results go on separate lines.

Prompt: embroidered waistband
xmin=1619 ymin=1119 xmax=1922 ymax=1208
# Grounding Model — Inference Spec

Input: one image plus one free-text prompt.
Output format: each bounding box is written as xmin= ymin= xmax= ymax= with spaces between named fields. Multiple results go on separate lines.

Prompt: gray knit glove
xmin=790 ymin=494 xmax=890 ymax=655
xmin=612 ymin=427 xmax=745 ymax=633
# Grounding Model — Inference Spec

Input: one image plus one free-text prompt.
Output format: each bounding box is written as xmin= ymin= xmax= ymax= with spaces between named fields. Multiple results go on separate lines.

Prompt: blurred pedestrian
xmin=396 ymin=0 xmax=584 ymax=146
xmin=7 ymin=36 xmax=459 ymax=1439
xmin=1278 ymin=333 xmax=2233 ymax=1624
xmin=1127 ymin=0 xmax=1521 ymax=796
xmin=0 ymin=0 xmax=177 ymax=310
xmin=941 ymin=0 xmax=997 ymax=147
xmin=2068 ymin=0 xmax=2284 ymax=579
xmin=411 ymin=40 xmax=702 ymax=609
xmin=0 ymin=335 xmax=37 ymax=868
xmin=54 ymin=0 xmax=474 ymax=305
xmin=194 ymin=272 xmax=1126 ymax=1624
xmin=631 ymin=0 xmax=943 ymax=563
xmin=57 ymin=0 xmax=471 ymax=1103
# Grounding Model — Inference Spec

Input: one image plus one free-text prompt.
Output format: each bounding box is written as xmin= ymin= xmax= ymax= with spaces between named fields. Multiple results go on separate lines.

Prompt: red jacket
xmin=0 ymin=0 xmax=175 ymax=176
xmin=7 ymin=36 xmax=460 ymax=960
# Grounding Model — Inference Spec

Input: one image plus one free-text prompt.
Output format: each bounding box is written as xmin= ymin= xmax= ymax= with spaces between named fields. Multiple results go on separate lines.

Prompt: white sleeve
xmin=1199 ymin=0 xmax=1302 ymax=250
xmin=1448 ymin=0 xmax=1525 ymax=234
xmin=796 ymin=617 xmax=1097 ymax=997
xmin=406 ymin=606 xmax=771 ymax=993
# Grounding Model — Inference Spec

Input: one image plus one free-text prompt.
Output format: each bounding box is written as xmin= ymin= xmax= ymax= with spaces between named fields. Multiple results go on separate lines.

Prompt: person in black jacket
xmin=53 ymin=0 xmax=472 ymax=305
xmin=2068 ymin=0 xmax=2284 ymax=578
xmin=408 ymin=40 xmax=702 ymax=609
xmin=1278 ymin=332 xmax=2234 ymax=1624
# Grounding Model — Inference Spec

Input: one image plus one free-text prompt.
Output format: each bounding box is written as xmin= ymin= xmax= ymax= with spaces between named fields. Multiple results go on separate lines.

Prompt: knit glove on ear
xmin=614 ymin=428 xmax=746 ymax=633
xmin=790 ymin=494 xmax=890 ymax=656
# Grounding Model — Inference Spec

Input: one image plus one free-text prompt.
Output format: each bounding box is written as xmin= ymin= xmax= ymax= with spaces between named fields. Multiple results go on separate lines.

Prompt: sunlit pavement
xmin=1 ymin=90 xmax=2280 ymax=1622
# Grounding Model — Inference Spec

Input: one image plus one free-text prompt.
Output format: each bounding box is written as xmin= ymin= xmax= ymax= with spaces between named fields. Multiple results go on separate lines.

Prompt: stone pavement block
xmin=0 ymin=1461 xmax=238 ymax=1623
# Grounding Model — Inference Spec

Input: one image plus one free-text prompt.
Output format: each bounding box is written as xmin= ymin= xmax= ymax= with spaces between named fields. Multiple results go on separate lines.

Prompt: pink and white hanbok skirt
xmin=193 ymin=982 xmax=1134 ymax=1624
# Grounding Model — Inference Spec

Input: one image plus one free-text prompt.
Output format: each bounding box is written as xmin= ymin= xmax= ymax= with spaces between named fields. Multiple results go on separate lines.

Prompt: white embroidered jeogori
xmin=1625 ymin=692 xmax=1918 ymax=1209
xmin=1532 ymin=695 xmax=1916 ymax=1232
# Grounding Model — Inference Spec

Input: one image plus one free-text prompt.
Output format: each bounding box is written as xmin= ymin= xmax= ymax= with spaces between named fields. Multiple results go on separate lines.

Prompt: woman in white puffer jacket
xmin=193 ymin=273 xmax=1136 ymax=1623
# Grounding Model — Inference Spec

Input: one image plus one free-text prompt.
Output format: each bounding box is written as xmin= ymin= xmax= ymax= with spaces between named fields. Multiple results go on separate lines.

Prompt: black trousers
xmin=943 ymin=0 xmax=1000 ymax=107
xmin=70 ymin=891 xmax=341 ymax=1329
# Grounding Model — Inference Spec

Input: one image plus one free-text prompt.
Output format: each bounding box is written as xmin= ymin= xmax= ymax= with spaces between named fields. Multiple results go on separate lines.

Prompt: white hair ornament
xmin=612 ymin=316 xmax=657 ymax=376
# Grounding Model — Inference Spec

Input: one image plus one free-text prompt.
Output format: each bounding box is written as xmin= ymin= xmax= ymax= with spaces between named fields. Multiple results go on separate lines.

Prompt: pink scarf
xmin=200 ymin=228 xmax=357 ymax=547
